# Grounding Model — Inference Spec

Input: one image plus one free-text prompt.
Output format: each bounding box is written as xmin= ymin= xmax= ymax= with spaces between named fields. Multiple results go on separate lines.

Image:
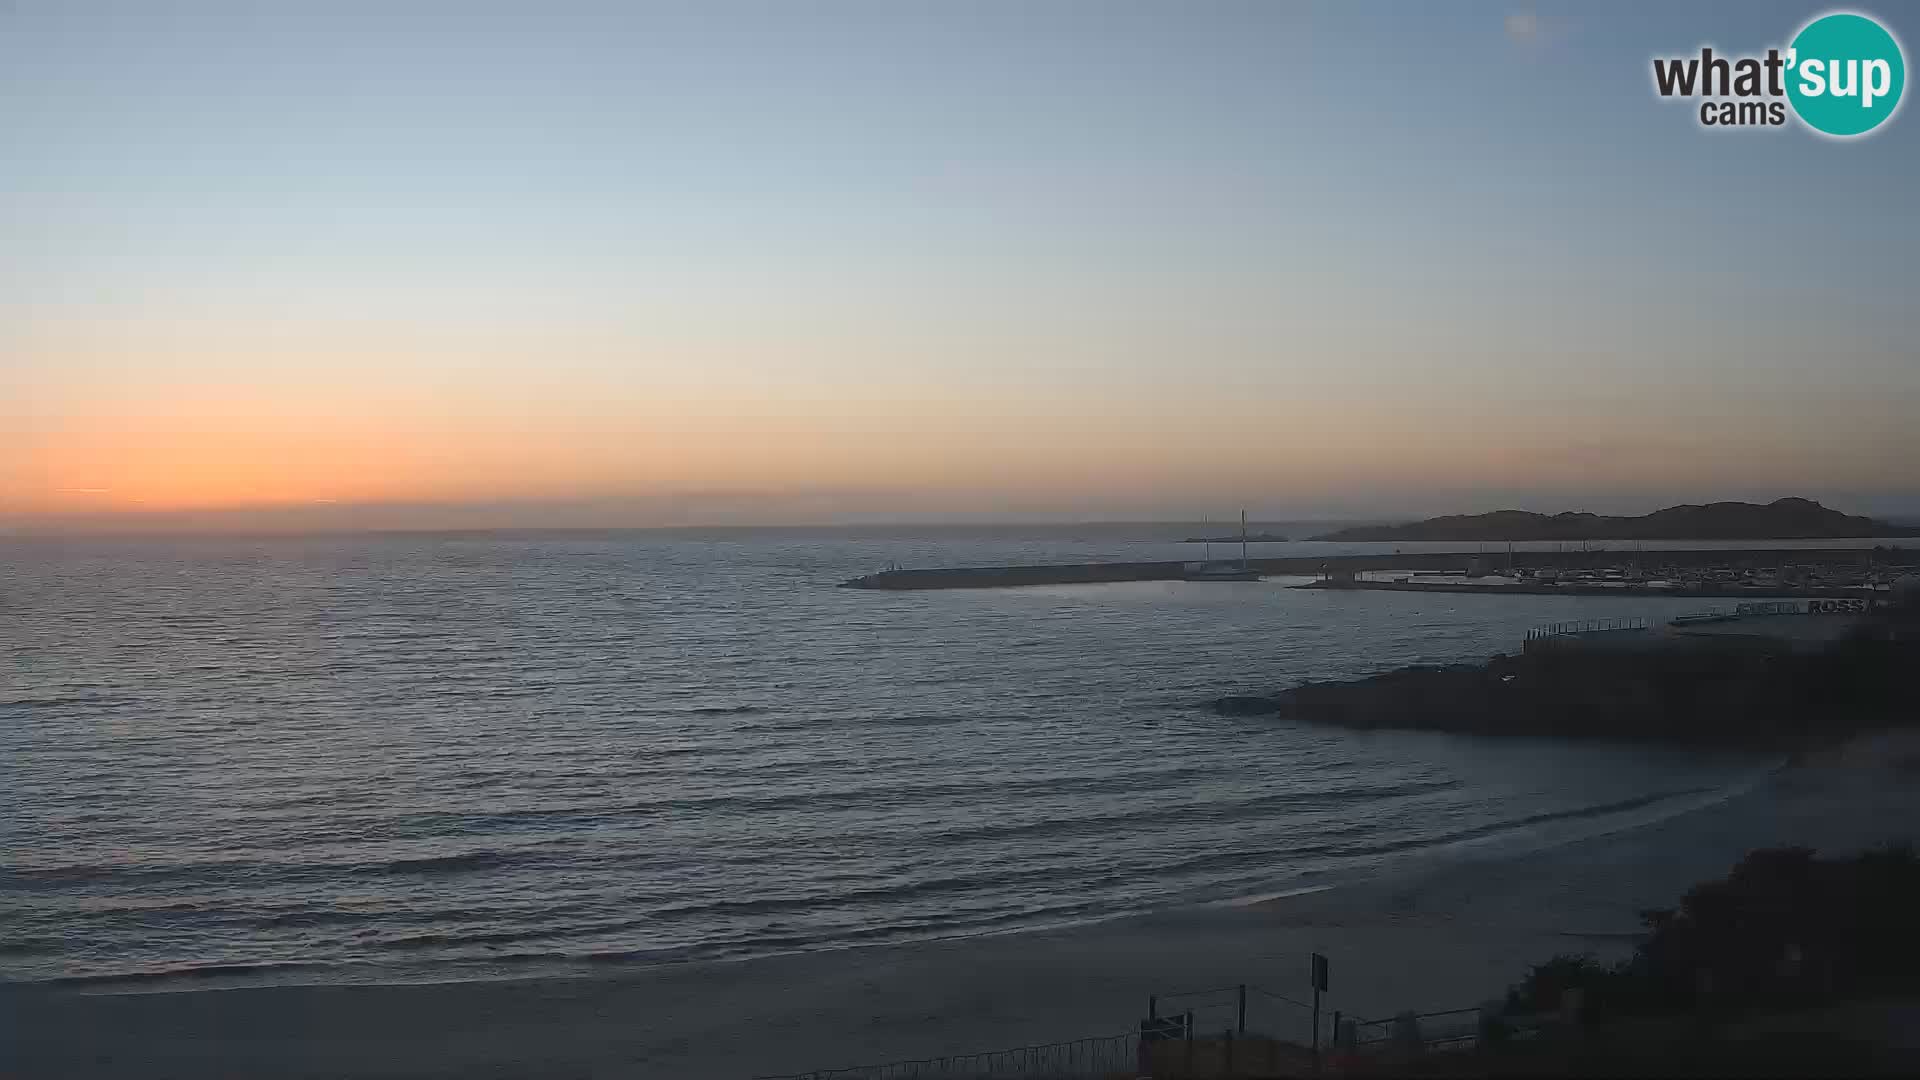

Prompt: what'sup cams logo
xmin=1652 ymin=11 xmax=1905 ymax=137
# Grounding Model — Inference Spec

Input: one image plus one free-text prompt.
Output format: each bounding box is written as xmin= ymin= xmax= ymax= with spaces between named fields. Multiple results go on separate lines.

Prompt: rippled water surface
xmin=1 ymin=528 xmax=1775 ymax=985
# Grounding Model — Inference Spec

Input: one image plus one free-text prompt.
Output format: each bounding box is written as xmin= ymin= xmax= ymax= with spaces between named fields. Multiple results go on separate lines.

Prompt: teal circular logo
xmin=1786 ymin=12 xmax=1906 ymax=136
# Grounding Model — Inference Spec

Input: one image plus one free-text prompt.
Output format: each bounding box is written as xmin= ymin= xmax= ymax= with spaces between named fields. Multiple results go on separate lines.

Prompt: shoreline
xmin=11 ymin=752 xmax=1792 ymax=1000
xmin=1290 ymin=578 xmax=1875 ymax=599
xmin=9 ymin=732 xmax=1918 ymax=1079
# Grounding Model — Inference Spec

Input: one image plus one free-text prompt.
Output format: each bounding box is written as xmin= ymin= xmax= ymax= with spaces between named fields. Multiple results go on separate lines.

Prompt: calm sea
xmin=0 ymin=527 xmax=1803 ymax=987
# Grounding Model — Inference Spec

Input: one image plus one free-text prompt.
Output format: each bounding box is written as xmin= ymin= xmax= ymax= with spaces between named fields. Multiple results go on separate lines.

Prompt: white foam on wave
xmin=1212 ymin=883 xmax=1338 ymax=908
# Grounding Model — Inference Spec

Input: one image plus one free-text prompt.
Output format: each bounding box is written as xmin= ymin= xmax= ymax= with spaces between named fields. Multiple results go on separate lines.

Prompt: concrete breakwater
xmin=840 ymin=547 xmax=1909 ymax=591
xmin=841 ymin=553 xmax=1457 ymax=589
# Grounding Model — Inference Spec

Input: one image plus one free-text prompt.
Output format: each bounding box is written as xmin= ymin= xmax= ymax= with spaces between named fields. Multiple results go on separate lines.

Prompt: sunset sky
xmin=5 ymin=2 xmax=1918 ymax=530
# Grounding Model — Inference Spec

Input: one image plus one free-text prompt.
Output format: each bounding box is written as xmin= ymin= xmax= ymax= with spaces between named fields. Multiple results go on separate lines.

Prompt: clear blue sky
xmin=4 ymin=2 xmax=1916 ymax=528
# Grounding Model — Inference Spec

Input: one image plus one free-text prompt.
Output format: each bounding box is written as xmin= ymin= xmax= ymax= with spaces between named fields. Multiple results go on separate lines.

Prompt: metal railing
xmin=1344 ymin=1003 xmax=1566 ymax=1059
xmin=759 ymin=972 xmax=1512 ymax=1078
xmin=1145 ymin=981 xmax=1325 ymax=1045
xmin=1524 ymin=616 xmax=1652 ymax=641
xmin=753 ymin=1030 xmax=1140 ymax=1080
xmin=1350 ymin=1005 xmax=1484 ymax=1048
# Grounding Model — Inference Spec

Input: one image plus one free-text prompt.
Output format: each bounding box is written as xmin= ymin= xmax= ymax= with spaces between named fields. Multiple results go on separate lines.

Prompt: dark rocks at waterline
xmin=1215 ymin=636 xmax=1920 ymax=743
xmin=1214 ymin=694 xmax=1295 ymax=716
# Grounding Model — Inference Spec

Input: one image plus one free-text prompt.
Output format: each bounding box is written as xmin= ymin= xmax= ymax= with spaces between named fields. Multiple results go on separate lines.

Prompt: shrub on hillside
xmin=1506 ymin=844 xmax=1920 ymax=1020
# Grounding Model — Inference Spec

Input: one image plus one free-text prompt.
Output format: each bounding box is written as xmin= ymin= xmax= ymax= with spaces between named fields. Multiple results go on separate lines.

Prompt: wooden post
xmin=1237 ymin=984 xmax=1247 ymax=1035
xmin=1149 ymin=994 xmax=1158 ymax=1020
xmin=1312 ymin=984 xmax=1321 ymax=1075
xmin=1311 ymin=953 xmax=1330 ymax=1076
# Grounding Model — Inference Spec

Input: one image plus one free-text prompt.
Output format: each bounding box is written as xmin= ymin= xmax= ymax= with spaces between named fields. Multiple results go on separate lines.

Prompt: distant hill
xmin=1311 ymin=498 xmax=1918 ymax=542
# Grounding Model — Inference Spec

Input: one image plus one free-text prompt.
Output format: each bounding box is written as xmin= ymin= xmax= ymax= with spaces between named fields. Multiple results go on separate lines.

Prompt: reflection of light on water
xmin=2 ymin=530 xmax=1786 ymax=988
xmin=1405 ymin=758 xmax=1789 ymax=868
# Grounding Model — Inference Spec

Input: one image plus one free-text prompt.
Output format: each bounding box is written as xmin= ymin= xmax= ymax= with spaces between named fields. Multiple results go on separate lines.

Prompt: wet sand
xmin=9 ymin=731 xmax=1918 ymax=1080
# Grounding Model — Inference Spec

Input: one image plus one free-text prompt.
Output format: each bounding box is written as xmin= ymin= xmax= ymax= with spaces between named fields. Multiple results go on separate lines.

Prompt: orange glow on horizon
xmin=9 ymin=328 xmax=1913 ymax=523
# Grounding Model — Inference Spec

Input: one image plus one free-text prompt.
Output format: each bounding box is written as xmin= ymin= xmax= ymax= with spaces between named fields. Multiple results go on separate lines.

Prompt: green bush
xmin=1505 ymin=844 xmax=1920 ymax=1020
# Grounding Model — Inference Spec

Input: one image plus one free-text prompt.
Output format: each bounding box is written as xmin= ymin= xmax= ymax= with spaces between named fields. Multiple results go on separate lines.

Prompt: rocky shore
xmin=1215 ymin=629 xmax=1920 ymax=744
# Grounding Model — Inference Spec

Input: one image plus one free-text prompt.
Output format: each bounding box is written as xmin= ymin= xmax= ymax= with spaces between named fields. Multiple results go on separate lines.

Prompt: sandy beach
xmin=8 ymin=731 xmax=1918 ymax=1080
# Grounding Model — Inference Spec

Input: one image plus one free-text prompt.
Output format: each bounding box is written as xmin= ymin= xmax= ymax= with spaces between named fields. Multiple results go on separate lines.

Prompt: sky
xmin=4 ymin=1 xmax=1918 ymax=531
